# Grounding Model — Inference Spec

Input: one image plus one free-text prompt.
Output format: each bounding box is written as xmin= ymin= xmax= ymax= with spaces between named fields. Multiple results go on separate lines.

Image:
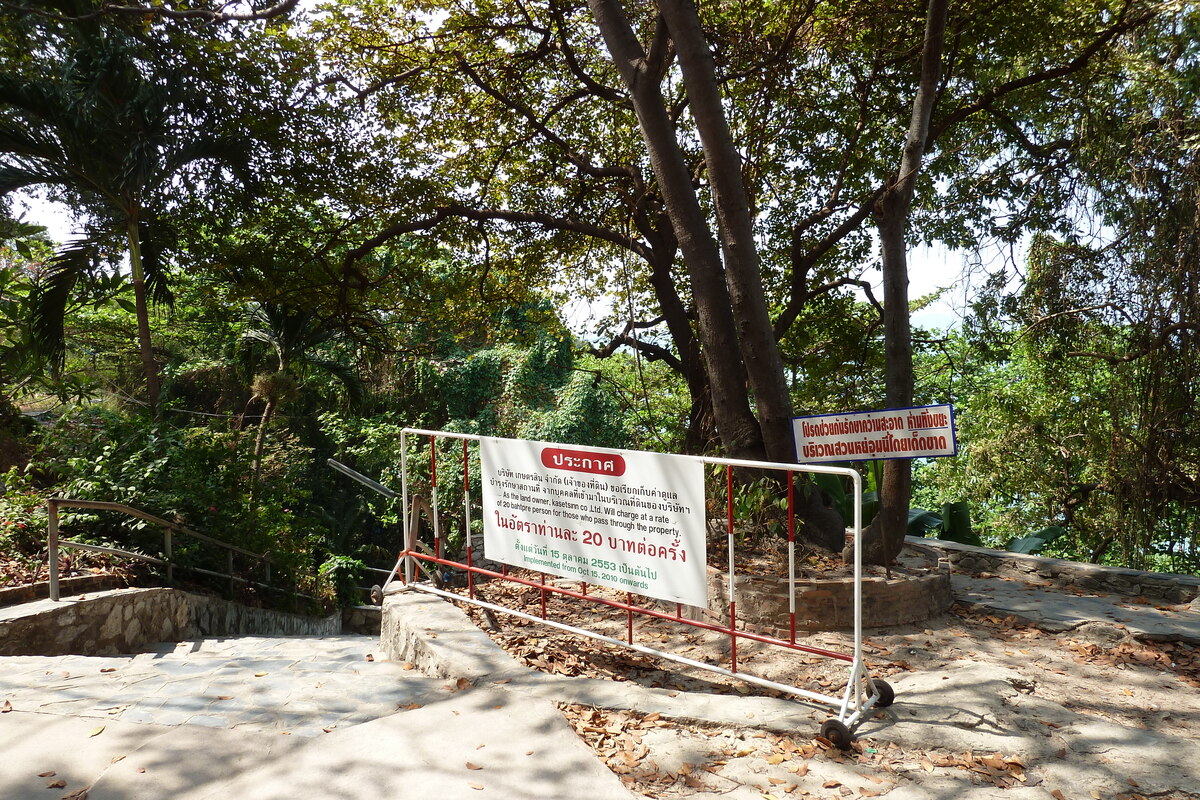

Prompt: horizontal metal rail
xmin=407 ymin=550 xmax=852 ymax=662
xmin=52 ymin=499 xmax=266 ymax=558
xmin=327 ymin=458 xmax=398 ymax=499
xmin=411 ymin=581 xmax=874 ymax=711
xmin=54 ymin=540 xmax=167 ymax=566
xmin=47 ymin=497 xmax=316 ymax=603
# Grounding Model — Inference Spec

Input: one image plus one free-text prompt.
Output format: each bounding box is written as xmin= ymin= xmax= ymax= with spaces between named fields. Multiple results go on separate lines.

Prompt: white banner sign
xmin=793 ymin=404 xmax=957 ymax=463
xmin=480 ymin=437 xmax=707 ymax=607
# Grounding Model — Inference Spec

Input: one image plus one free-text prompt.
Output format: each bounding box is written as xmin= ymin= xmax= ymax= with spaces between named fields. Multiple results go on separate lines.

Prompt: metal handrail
xmin=46 ymin=497 xmax=315 ymax=603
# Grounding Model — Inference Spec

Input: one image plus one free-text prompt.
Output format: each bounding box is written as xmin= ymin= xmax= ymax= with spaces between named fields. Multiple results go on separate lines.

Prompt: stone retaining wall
xmin=0 ymin=587 xmax=340 ymax=657
xmin=702 ymin=564 xmax=953 ymax=634
xmin=911 ymin=536 xmax=1200 ymax=604
xmin=341 ymin=604 xmax=382 ymax=635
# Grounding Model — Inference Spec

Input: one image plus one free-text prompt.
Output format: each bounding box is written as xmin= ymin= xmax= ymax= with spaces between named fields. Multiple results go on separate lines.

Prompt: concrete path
xmin=952 ymin=573 xmax=1200 ymax=644
xmin=0 ymin=635 xmax=636 ymax=800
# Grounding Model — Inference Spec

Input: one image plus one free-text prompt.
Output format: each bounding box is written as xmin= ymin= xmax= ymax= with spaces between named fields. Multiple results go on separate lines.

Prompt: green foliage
xmin=726 ymin=474 xmax=790 ymax=540
xmin=23 ymin=406 xmax=328 ymax=588
xmin=0 ymin=467 xmax=45 ymax=560
xmin=1007 ymin=526 xmax=1067 ymax=555
xmin=908 ymin=502 xmax=984 ymax=547
xmin=317 ymin=554 xmax=365 ymax=608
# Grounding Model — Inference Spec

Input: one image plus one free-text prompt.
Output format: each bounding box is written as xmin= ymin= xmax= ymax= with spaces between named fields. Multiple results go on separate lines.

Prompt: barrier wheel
xmin=369 ymin=585 xmax=384 ymax=606
xmin=869 ymin=679 xmax=895 ymax=708
xmin=820 ymin=719 xmax=854 ymax=750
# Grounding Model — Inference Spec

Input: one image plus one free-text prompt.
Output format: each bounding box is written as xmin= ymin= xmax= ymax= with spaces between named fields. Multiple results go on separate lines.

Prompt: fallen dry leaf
xmin=110 ymin=756 xmax=125 ymax=764
xmin=99 ymin=668 xmax=116 ymax=674
xmin=1 ymin=700 xmax=11 ymax=713
xmin=981 ymin=754 xmax=1007 ymax=770
xmin=365 ymin=654 xmax=374 ymax=662
xmin=215 ymin=696 xmax=233 ymax=701
xmin=61 ymin=789 xmax=88 ymax=800
xmin=466 ymin=762 xmax=483 ymax=770
xmin=47 ymin=779 xmax=67 ymax=788
xmin=469 ymin=783 xmax=484 ymax=790
xmin=88 ymin=726 xmax=105 ymax=737
xmin=38 ymin=771 xmax=57 ymax=777
xmin=1050 ymin=791 xmax=1066 ymax=800
xmin=254 ymin=672 xmax=267 ymax=677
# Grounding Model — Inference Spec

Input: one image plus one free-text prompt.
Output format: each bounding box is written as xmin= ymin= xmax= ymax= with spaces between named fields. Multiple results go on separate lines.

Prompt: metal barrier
xmin=382 ymin=430 xmax=894 ymax=746
xmin=46 ymin=497 xmax=315 ymax=604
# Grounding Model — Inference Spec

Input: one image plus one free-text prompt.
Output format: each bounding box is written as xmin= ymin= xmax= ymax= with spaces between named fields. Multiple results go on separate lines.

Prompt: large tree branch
xmin=1065 ymin=323 xmax=1200 ymax=364
xmin=342 ymin=204 xmax=652 ymax=269
xmin=774 ymin=186 xmax=885 ymax=338
xmin=588 ymin=0 xmax=765 ymax=460
xmin=547 ymin=0 xmax=629 ymax=106
xmin=1012 ymin=302 xmax=1137 ymax=343
xmin=927 ymin=8 xmax=1157 ymax=145
xmin=659 ymin=0 xmax=795 ymax=464
xmin=455 ymin=56 xmax=636 ymax=181
xmin=589 ymin=318 xmax=685 ymax=373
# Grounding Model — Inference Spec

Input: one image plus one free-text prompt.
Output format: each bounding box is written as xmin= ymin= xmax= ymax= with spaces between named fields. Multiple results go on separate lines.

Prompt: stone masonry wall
xmin=341 ymin=605 xmax=382 ymax=635
xmin=0 ymin=587 xmax=340 ymax=657
xmin=911 ymin=536 xmax=1200 ymax=605
xmin=703 ymin=565 xmax=953 ymax=635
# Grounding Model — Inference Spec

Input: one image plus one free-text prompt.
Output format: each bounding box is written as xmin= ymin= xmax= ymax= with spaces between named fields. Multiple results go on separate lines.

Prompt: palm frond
xmin=0 ymin=163 xmax=72 ymax=195
xmin=137 ymin=219 xmax=174 ymax=309
xmin=30 ymin=239 xmax=101 ymax=372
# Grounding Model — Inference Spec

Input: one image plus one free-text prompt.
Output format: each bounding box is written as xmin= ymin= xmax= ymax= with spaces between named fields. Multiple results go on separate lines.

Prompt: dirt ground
xmin=452 ymin=568 xmax=1200 ymax=800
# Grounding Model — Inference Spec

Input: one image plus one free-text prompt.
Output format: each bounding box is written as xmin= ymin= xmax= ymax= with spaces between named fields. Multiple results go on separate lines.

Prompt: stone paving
xmin=0 ymin=635 xmax=446 ymax=737
xmin=0 ymin=634 xmax=636 ymax=800
xmin=951 ymin=573 xmax=1200 ymax=644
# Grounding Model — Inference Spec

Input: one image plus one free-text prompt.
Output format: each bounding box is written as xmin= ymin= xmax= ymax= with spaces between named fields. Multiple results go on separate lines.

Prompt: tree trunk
xmin=588 ymin=0 xmax=764 ymax=461
xmin=589 ymin=0 xmax=847 ymax=550
xmin=860 ymin=0 xmax=948 ymax=566
xmin=657 ymin=0 xmax=795 ymax=465
xmin=125 ymin=215 xmax=160 ymax=416
xmin=645 ymin=246 xmax=717 ymax=452
xmin=251 ymin=395 xmax=276 ymax=501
